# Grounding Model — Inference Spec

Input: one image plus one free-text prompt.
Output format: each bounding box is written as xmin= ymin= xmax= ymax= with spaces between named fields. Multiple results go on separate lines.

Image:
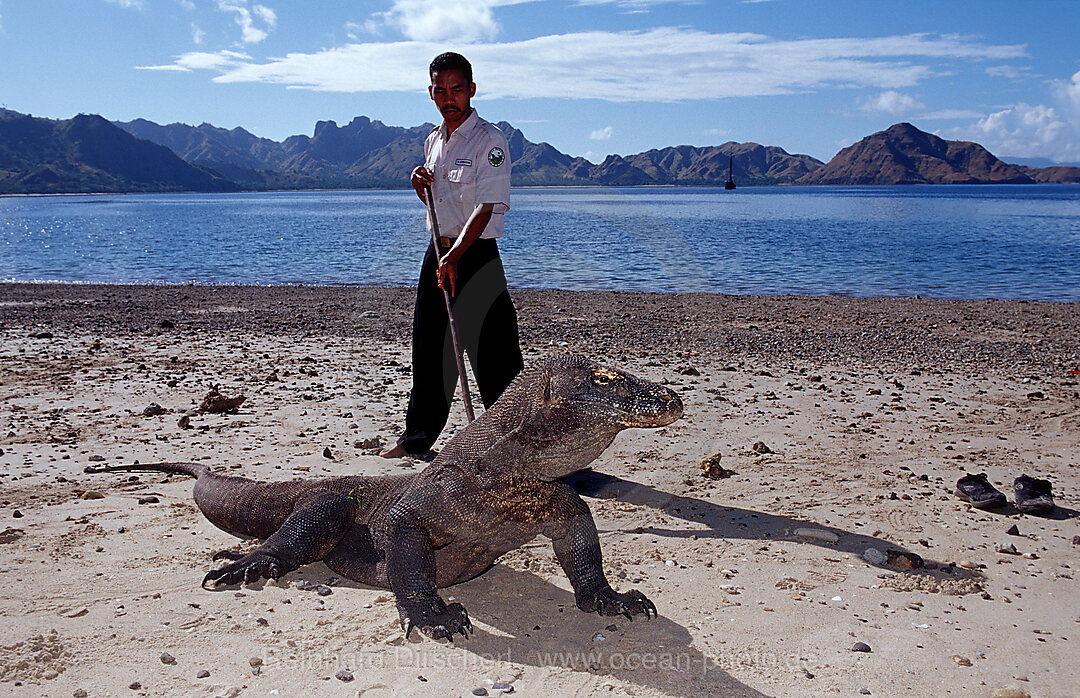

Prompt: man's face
xmin=429 ymin=69 xmax=475 ymax=129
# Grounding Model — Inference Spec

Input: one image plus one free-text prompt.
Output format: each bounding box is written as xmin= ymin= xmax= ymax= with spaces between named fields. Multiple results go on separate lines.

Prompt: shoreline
xmin=2 ymin=282 xmax=1077 ymax=373
xmin=1 ymin=281 xmax=1077 ymax=696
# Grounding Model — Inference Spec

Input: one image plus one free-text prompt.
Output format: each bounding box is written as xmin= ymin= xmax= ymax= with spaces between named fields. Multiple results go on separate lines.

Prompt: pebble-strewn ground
xmin=0 ymin=283 xmax=1077 ymax=697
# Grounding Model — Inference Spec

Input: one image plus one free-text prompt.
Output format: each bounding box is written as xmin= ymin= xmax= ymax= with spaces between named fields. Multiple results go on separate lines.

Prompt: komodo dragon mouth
xmin=543 ymin=356 xmax=683 ymax=429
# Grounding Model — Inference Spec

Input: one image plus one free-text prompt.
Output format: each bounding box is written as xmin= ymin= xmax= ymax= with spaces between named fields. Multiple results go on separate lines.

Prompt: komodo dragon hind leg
xmin=202 ymin=491 xmax=358 ymax=588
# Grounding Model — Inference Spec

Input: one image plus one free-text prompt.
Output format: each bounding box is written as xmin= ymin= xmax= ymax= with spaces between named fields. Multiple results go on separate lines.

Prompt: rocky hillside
xmin=7 ymin=109 xmax=1079 ymax=193
xmin=0 ymin=110 xmax=238 ymax=194
xmin=1017 ymin=164 xmax=1080 ymax=183
xmin=116 ymin=115 xmax=823 ymax=188
xmin=593 ymin=142 xmax=822 ymax=186
xmin=797 ymin=123 xmax=1037 ymax=185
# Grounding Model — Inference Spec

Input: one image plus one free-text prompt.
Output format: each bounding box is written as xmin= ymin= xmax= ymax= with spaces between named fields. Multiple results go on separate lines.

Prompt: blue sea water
xmin=2 ymin=185 xmax=1079 ymax=301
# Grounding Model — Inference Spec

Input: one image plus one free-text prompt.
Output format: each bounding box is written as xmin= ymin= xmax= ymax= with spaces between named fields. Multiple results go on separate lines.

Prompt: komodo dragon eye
xmin=590 ymin=368 xmax=621 ymax=386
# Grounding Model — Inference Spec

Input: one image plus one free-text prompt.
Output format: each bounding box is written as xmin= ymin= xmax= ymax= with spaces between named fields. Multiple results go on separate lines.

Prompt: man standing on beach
xmin=380 ymin=52 xmax=524 ymax=458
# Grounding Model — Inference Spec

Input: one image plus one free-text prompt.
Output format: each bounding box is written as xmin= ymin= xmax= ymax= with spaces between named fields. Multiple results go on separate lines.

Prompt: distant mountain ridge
xmin=2 ymin=108 xmax=1078 ymax=194
xmin=113 ymin=115 xmax=825 ymax=189
xmin=0 ymin=109 xmax=237 ymax=194
xmin=797 ymin=122 xmax=1080 ymax=185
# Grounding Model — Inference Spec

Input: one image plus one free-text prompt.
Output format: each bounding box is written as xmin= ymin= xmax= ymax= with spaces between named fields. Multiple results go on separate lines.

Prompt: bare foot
xmin=379 ymin=443 xmax=407 ymax=459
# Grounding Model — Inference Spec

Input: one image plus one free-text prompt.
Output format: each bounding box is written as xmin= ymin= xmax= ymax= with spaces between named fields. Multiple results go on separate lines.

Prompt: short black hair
xmin=429 ymin=52 xmax=473 ymax=85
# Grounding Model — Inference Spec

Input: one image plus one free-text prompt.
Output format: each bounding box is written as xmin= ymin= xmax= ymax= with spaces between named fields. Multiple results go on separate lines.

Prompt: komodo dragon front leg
xmin=204 ymin=490 xmax=359 ymax=587
xmin=384 ymin=509 xmax=473 ymax=641
xmin=546 ymin=484 xmax=656 ymax=619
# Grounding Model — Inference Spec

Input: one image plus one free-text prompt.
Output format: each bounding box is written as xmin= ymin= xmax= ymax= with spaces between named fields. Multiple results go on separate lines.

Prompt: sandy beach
xmin=0 ymin=282 xmax=1077 ymax=697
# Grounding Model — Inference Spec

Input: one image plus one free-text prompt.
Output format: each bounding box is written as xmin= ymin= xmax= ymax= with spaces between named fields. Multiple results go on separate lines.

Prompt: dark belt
xmin=437 ymin=237 xmax=455 ymax=250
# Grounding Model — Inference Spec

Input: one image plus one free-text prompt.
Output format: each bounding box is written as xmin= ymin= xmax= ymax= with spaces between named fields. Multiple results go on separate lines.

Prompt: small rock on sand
xmin=852 ymin=642 xmax=871 ymax=653
xmin=355 ymin=436 xmax=386 ymax=449
xmin=886 ymin=550 xmax=925 ymax=570
xmin=699 ymin=452 xmax=733 ymax=479
xmin=160 ymin=652 xmax=176 ymax=665
xmin=863 ymin=548 xmax=887 ymax=565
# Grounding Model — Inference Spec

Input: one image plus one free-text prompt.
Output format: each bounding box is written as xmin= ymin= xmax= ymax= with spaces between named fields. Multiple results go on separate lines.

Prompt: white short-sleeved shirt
xmin=424 ymin=109 xmax=511 ymax=240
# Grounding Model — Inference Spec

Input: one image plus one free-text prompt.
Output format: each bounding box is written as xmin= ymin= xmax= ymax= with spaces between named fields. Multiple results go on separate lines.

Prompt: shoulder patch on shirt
xmin=455 ymin=158 xmax=473 ymax=167
xmin=487 ymin=146 xmax=505 ymax=168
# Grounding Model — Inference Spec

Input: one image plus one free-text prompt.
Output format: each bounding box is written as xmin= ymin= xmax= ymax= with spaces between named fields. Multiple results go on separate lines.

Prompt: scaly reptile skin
xmin=86 ymin=354 xmax=683 ymax=641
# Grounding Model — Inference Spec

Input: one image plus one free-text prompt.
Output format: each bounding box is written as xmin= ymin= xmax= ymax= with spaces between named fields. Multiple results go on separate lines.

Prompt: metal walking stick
xmin=423 ymin=183 xmax=476 ymax=422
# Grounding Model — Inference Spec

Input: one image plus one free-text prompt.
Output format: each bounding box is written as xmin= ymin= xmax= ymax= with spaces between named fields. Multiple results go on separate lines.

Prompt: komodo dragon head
xmin=441 ymin=354 xmax=683 ymax=481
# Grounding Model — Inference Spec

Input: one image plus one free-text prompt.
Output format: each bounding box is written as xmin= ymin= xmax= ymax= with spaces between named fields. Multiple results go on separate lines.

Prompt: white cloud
xmin=252 ymin=4 xmax=276 ymax=26
xmin=985 ymin=65 xmax=1033 ymax=80
xmin=860 ymin=90 xmax=924 ymax=117
xmin=945 ymin=70 xmax=1080 ymax=163
xmin=179 ymin=0 xmax=197 ymax=9
xmin=371 ymin=0 xmax=531 ymax=43
xmin=574 ymin=0 xmax=700 ymax=7
xmin=192 ymin=23 xmax=206 ymax=44
xmin=217 ymin=0 xmax=276 ymax=44
xmin=589 ymin=126 xmax=614 ymax=140
xmin=345 ymin=21 xmax=377 ymax=41
xmin=138 ymin=49 xmax=253 ymax=72
xmin=145 ymin=30 xmax=1025 ymax=102
xmin=1053 ymin=69 xmax=1080 ymax=118
xmin=950 ymin=103 xmax=1079 ymax=162
xmin=105 ymin=0 xmax=146 ymax=9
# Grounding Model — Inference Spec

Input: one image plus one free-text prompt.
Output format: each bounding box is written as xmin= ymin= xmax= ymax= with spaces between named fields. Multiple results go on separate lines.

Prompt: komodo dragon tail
xmin=83 ymin=461 xmax=316 ymax=540
xmin=84 ymin=462 xmax=209 ymax=478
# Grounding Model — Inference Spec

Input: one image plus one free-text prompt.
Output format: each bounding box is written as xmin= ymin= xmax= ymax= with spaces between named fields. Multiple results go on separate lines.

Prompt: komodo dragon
xmin=85 ymin=354 xmax=683 ymax=640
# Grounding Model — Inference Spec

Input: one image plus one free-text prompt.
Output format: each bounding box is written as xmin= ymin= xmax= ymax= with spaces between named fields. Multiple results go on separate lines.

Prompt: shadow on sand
xmin=215 ymin=470 xmax=1035 ymax=697
xmin=561 ymin=469 xmax=941 ymax=562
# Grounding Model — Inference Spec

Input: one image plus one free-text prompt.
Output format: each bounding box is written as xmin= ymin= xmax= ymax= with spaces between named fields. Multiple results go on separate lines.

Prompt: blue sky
xmin=2 ymin=0 xmax=1079 ymax=164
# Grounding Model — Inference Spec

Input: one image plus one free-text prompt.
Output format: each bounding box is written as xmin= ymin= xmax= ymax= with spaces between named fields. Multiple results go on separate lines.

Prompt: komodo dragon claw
xmin=202 ymin=551 xmax=285 ymax=588
xmin=578 ymin=587 xmax=657 ymax=620
xmin=399 ymin=600 xmax=473 ymax=642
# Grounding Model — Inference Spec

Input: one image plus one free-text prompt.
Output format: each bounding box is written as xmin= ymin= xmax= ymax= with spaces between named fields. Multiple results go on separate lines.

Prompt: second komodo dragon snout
xmin=86 ymin=353 xmax=683 ymax=641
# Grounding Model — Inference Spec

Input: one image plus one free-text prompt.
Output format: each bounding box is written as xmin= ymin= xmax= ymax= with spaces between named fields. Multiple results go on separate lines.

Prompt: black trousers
xmin=398 ymin=238 xmax=523 ymax=454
